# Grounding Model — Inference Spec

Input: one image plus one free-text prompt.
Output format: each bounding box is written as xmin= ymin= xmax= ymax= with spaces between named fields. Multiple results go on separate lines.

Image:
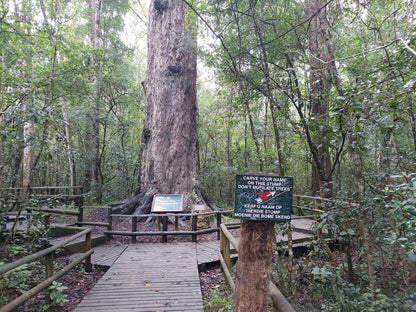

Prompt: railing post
xmin=131 ymin=216 xmax=137 ymax=244
xmin=220 ymin=226 xmax=231 ymax=271
xmin=157 ymin=216 xmax=161 ymax=231
xmin=174 ymin=216 xmax=179 ymax=231
xmin=77 ymin=206 xmax=84 ymax=226
xmin=44 ymin=252 xmax=54 ymax=305
xmin=85 ymin=231 xmax=92 ymax=272
xmin=191 ymin=214 xmax=197 ymax=243
xmin=162 ymin=216 xmax=168 ymax=243
xmin=107 ymin=207 xmax=113 ymax=239
xmin=76 ymin=195 xmax=84 ymax=226
xmin=216 ymin=212 xmax=222 ymax=240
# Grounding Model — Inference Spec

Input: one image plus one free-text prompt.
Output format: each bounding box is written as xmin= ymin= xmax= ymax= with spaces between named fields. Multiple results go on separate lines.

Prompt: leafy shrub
xmin=204 ymin=289 xmax=233 ymax=312
xmin=311 ymin=264 xmax=411 ymax=311
xmin=385 ymin=173 xmax=416 ymax=251
xmin=0 ymin=261 xmax=43 ymax=306
xmin=40 ymin=281 xmax=69 ymax=311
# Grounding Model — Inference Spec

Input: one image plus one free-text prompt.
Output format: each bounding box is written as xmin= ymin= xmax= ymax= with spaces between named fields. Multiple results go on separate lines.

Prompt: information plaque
xmin=151 ymin=194 xmax=183 ymax=213
xmin=234 ymin=174 xmax=293 ymax=222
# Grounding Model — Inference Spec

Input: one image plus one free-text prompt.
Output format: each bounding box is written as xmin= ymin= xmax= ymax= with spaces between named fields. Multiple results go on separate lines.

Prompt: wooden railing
xmin=0 ymin=186 xmax=83 ymax=212
xmin=3 ymin=190 xmax=354 ymax=245
xmin=106 ymin=210 xmax=235 ymax=243
xmin=218 ymin=223 xmax=296 ymax=312
xmin=0 ymin=225 xmax=93 ymax=312
xmin=82 ymin=194 xmax=340 ymax=243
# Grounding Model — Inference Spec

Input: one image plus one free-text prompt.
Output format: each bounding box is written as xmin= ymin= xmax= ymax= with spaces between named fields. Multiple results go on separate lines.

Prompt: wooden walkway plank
xmin=69 ymin=244 xmax=128 ymax=267
xmin=196 ymin=241 xmax=237 ymax=265
xmin=75 ymin=243 xmax=203 ymax=312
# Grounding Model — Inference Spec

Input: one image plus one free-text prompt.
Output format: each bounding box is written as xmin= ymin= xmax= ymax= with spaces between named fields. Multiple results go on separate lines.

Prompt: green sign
xmin=151 ymin=194 xmax=183 ymax=213
xmin=234 ymin=174 xmax=293 ymax=222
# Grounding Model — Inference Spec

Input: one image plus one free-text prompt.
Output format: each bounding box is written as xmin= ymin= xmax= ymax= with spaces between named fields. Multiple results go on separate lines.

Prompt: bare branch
xmin=400 ymin=38 xmax=416 ymax=57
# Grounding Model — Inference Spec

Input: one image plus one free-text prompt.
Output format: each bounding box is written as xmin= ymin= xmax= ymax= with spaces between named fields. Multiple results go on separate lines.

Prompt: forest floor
xmin=2 ymin=208 xmax=232 ymax=311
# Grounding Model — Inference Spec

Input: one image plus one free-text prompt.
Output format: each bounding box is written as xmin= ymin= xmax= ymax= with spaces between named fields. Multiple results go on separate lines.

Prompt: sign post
xmin=151 ymin=194 xmax=183 ymax=242
xmin=234 ymin=174 xmax=293 ymax=222
xmin=233 ymin=173 xmax=293 ymax=312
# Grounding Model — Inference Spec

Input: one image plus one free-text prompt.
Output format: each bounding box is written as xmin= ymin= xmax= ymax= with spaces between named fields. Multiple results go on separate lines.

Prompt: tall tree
xmin=307 ymin=0 xmax=342 ymax=197
xmin=17 ymin=0 xmax=34 ymax=192
xmin=84 ymin=0 xmax=102 ymax=198
xmin=112 ymin=0 xmax=203 ymax=214
xmin=306 ymin=0 xmax=337 ymax=197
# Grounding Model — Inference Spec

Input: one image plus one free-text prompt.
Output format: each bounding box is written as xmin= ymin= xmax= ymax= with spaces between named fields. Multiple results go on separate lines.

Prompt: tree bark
xmin=112 ymin=0 xmax=203 ymax=214
xmin=307 ymin=0 xmax=335 ymax=197
xmin=84 ymin=0 xmax=102 ymax=199
xmin=233 ymin=220 xmax=275 ymax=312
xmin=61 ymin=100 xmax=77 ymax=191
xmin=248 ymin=0 xmax=285 ymax=176
xmin=0 ymin=53 xmax=4 ymax=188
xmin=22 ymin=107 xmax=33 ymax=191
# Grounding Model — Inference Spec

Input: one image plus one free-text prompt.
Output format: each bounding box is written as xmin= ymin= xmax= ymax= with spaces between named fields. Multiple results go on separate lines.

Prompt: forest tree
xmin=112 ymin=0 xmax=204 ymax=214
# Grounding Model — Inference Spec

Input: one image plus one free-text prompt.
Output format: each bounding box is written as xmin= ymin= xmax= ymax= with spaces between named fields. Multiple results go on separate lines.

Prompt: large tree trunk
xmin=307 ymin=0 xmax=335 ymax=197
xmin=112 ymin=0 xmax=202 ymax=214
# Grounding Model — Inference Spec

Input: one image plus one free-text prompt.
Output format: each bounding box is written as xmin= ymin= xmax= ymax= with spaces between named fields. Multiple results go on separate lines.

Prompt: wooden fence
xmin=3 ymin=188 xmax=350 ymax=244
xmin=106 ymin=210 xmax=238 ymax=242
xmin=0 ymin=223 xmax=93 ymax=312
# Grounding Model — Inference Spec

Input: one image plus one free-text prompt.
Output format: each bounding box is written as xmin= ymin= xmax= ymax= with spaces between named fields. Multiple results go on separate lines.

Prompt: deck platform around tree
xmin=74 ymin=242 xmax=203 ymax=312
xmin=69 ymin=217 xmax=317 ymax=268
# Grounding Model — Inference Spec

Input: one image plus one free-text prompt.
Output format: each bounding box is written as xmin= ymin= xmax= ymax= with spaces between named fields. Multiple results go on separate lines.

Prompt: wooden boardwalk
xmin=73 ymin=217 xmax=318 ymax=311
xmin=75 ymin=243 xmax=203 ymax=312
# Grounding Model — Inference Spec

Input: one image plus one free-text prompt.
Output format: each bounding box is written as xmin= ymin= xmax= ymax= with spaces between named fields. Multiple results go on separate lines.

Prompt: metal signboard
xmin=234 ymin=174 xmax=293 ymax=222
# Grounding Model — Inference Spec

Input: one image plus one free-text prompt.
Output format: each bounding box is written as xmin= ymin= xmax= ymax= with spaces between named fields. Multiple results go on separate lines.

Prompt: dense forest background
xmin=1 ymin=0 xmax=416 ymax=310
xmin=1 ymin=0 xmax=415 ymax=206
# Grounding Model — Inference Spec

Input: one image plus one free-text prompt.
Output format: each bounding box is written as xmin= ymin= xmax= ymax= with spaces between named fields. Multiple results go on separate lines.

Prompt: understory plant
xmin=311 ymin=263 xmax=403 ymax=312
xmin=0 ymin=261 xmax=43 ymax=307
xmin=203 ymin=289 xmax=233 ymax=312
xmin=40 ymin=281 xmax=69 ymax=311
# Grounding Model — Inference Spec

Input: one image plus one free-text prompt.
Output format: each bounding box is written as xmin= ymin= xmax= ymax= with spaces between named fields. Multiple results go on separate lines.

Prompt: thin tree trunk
xmin=22 ymin=110 xmax=33 ymax=191
xmin=359 ymin=217 xmax=376 ymax=298
xmin=410 ymin=110 xmax=416 ymax=152
xmin=244 ymin=99 xmax=264 ymax=172
xmin=85 ymin=0 xmax=102 ymax=200
xmin=0 ymin=52 xmax=4 ymax=189
xmin=61 ymin=100 xmax=77 ymax=190
xmin=352 ymin=147 xmax=377 ymax=298
xmin=249 ymin=0 xmax=285 ymax=175
xmin=0 ymin=115 xmax=3 ymax=188
xmin=22 ymin=3 xmax=35 ymax=189
xmin=18 ymin=0 xmax=34 ymax=194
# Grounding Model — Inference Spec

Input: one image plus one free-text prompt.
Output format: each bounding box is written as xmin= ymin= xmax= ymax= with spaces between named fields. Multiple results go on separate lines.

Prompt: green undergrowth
xmin=203 ymin=289 xmax=233 ymax=312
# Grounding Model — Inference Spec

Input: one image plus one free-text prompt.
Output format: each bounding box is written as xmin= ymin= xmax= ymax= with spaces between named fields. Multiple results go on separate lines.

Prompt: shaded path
xmin=74 ymin=243 xmax=203 ymax=312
